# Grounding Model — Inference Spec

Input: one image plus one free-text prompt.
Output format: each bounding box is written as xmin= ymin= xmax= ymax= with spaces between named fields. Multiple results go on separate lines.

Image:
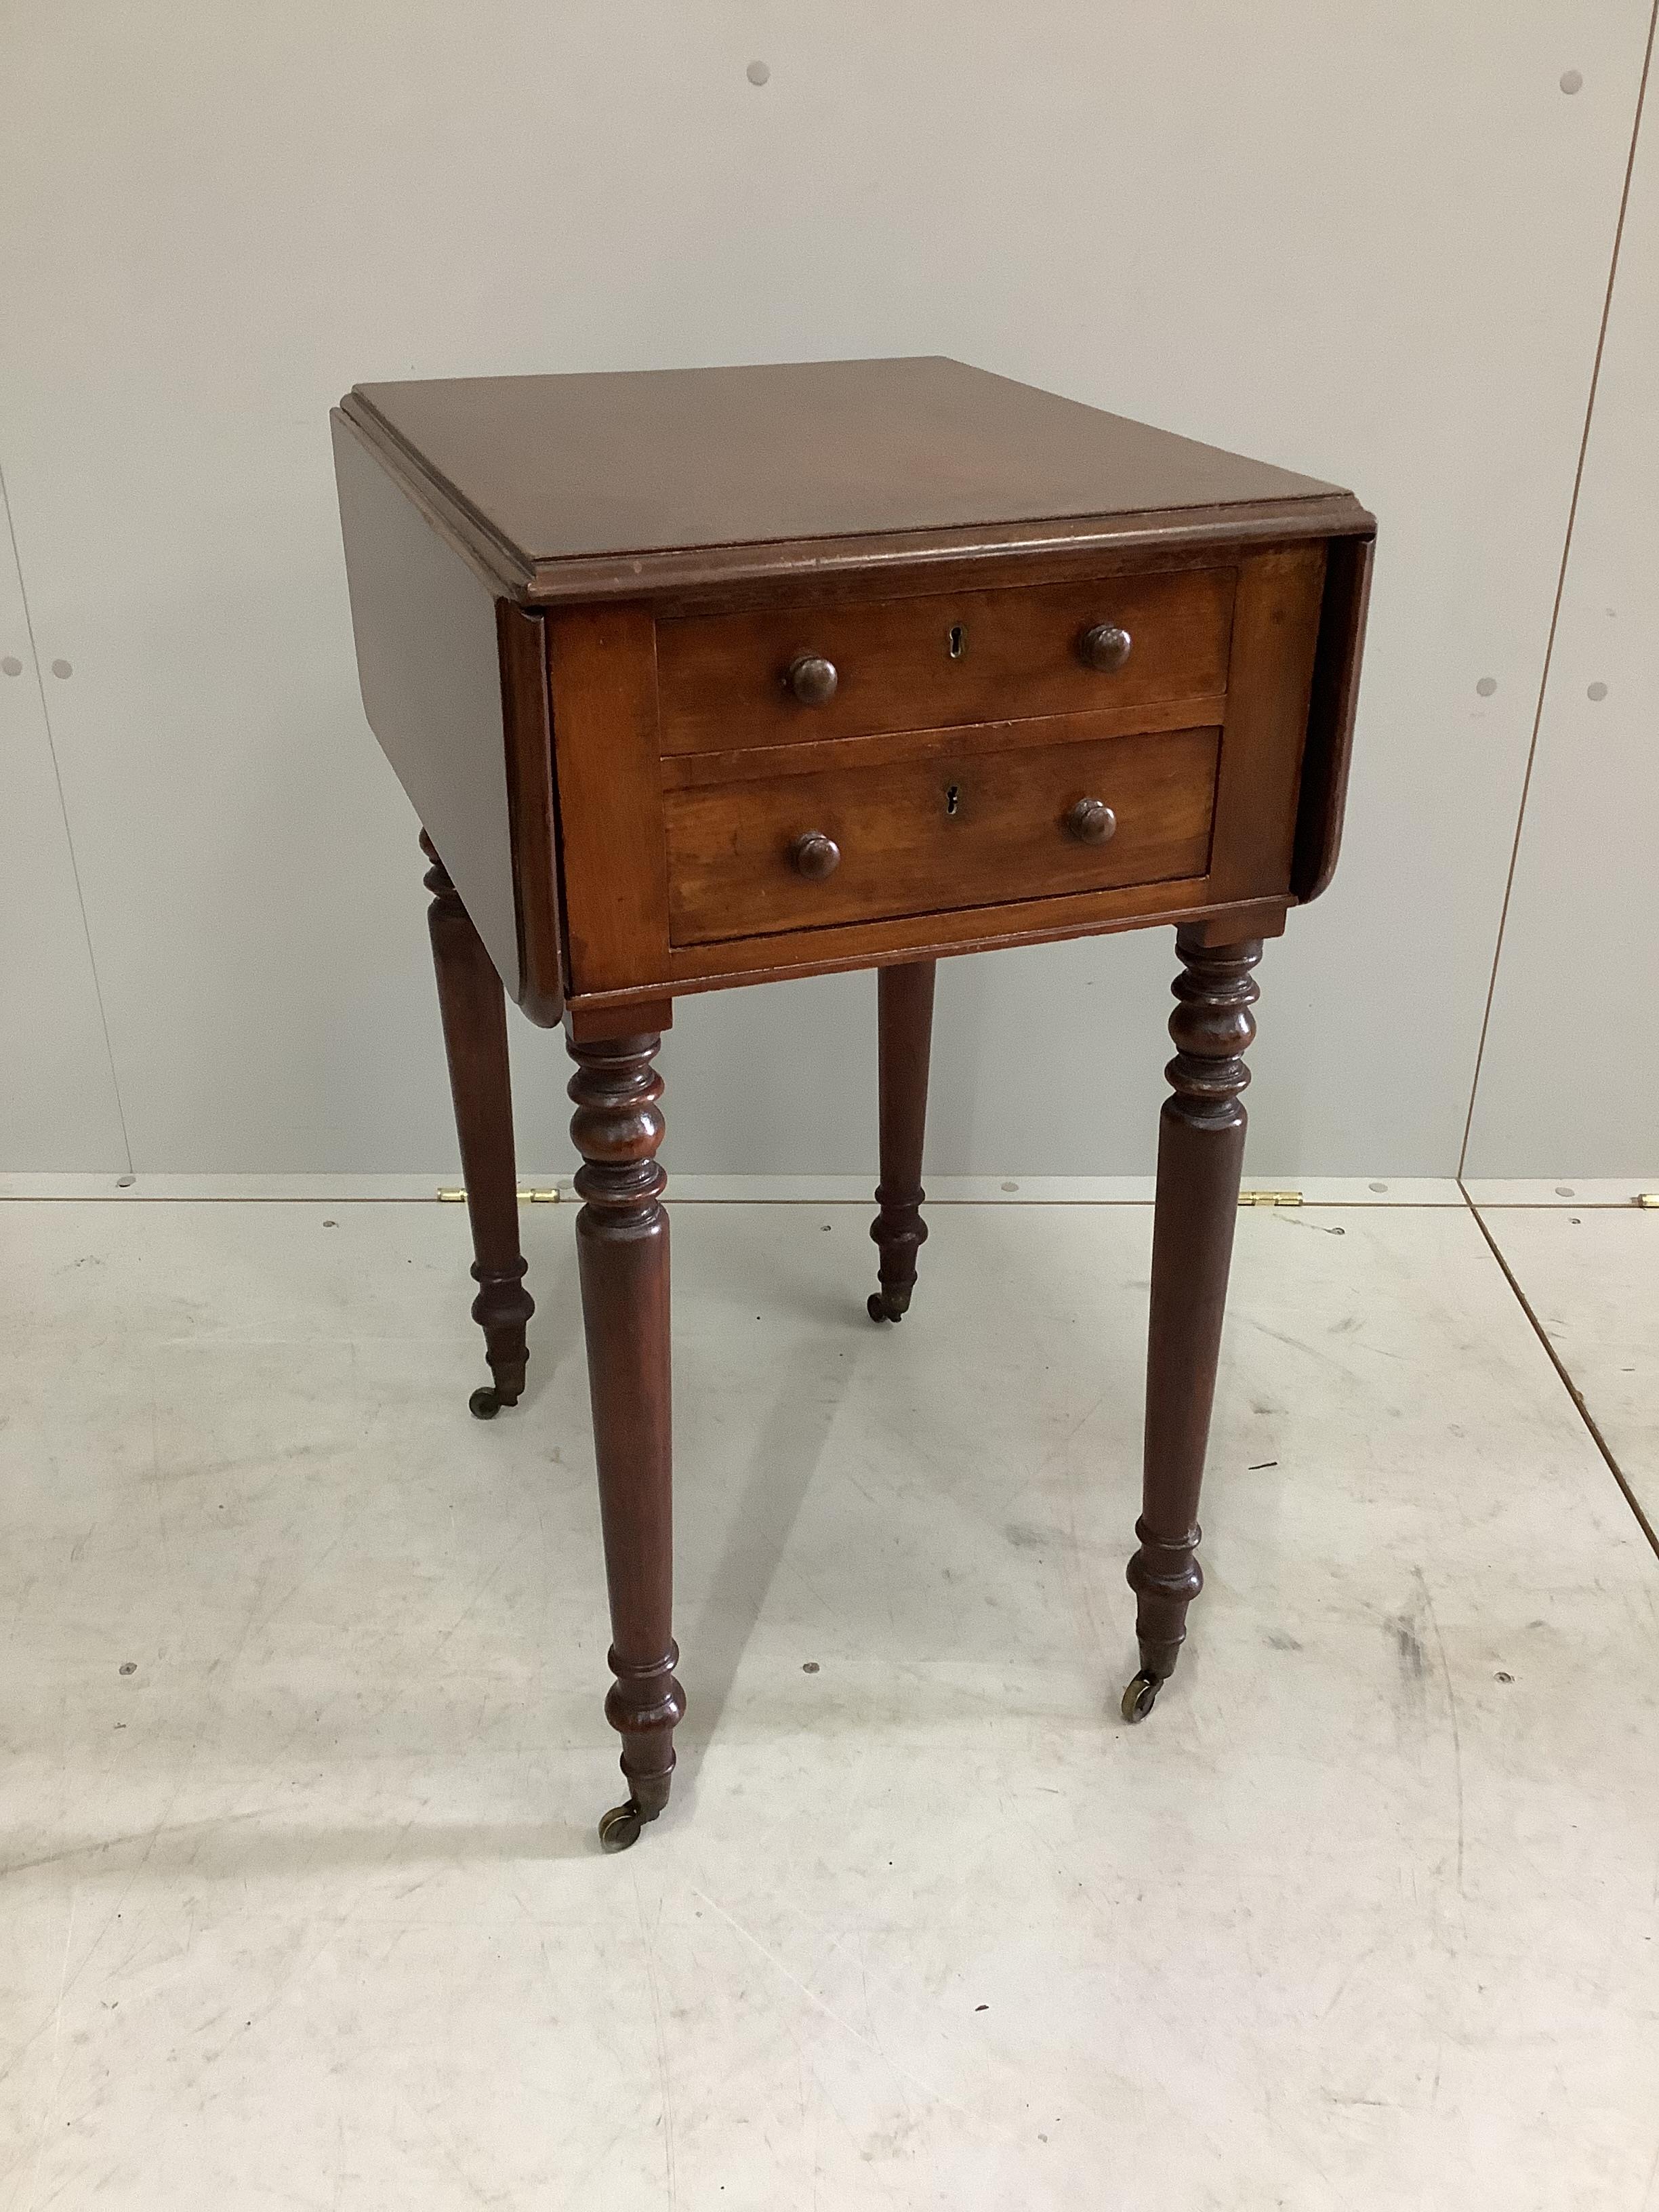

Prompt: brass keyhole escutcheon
xmin=947 ymin=623 xmax=966 ymax=660
xmin=945 ymin=782 xmax=960 ymax=817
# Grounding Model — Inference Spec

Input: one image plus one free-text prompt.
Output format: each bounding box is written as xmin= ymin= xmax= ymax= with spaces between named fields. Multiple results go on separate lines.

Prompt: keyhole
xmin=947 ymin=624 xmax=966 ymax=660
xmin=945 ymin=783 xmax=960 ymax=817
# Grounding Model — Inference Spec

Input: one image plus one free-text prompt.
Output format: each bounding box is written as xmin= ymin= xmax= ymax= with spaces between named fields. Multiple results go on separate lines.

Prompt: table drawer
xmin=655 ymin=567 xmax=1235 ymax=757
xmin=663 ymin=718 xmax=1219 ymax=945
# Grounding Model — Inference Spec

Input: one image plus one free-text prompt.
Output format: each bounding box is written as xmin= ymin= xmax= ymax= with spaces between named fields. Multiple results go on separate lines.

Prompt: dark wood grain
xmin=656 ymin=567 xmax=1235 ymax=755
xmin=496 ymin=602 xmax=565 ymax=1027
xmin=659 ymin=694 xmax=1227 ymax=791
xmin=1208 ymin=546 xmax=1327 ymax=903
xmin=335 ymin=415 xmax=567 ymax=1026
xmin=344 ymin=377 xmax=1372 ymax=606
xmin=1293 ymin=532 xmax=1375 ymax=903
xmin=1124 ymin=930 xmax=1263 ymax=1718
xmin=868 ymin=962 xmax=936 ymax=1324
xmin=665 ymin=723 xmax=1219 ymax=945
xmin=566 ymin=994 xmax=675 ymax=1045
xmin=567 ymin=1025 xmax=684 ymax=1843
xmin=594 ymin=885 xmax=1285 ymax=1009
xmin=333 ymin=410 xmax=523 ymax=999
xmin=546 ymin=605 xmax=671 ymax=995
xmin=344 ymin=358 xmax=1356 ymax=600
xmin=422 ymin=832 xmax=533 ymax=1416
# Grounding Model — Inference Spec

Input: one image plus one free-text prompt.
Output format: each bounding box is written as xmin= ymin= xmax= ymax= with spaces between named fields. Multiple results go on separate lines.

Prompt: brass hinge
xmin=436 ymin=1187 xmax=560 ymax=1204
xmin=1638 ymin=1193 xmax=1658 ymax=1210
xmin=1239 ymin=1189 xmax=1303 ymax=1208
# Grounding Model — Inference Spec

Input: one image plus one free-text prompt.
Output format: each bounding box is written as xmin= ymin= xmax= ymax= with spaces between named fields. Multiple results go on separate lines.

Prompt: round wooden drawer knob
xmin=786 ymin=652 xmax=839 ymax=705
xmin=1079 ymin=623 xmax=1132 ymax=673
xmin=1065 ymin=798 xmax=1118 ymax=846
xmin=790 ymin=830 xmax=842 ymax=880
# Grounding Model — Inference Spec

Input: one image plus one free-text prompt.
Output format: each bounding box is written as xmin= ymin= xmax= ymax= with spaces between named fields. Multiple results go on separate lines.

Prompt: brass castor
xmin=867 ymin=1291 xmax=904 ymax=1324
xmin=598 ymin=1799 xmax=647 ymax=1853
xmin=1121 ymin=1671 xmax=1162 ymax=1723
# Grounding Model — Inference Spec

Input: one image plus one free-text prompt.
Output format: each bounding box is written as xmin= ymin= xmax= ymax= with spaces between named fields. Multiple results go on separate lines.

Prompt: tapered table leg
xmin=1123 ymin=928 xmax=1263 ymax=1722
xmin=567 ymin=1027 xmax=684 ymax=1851
xmin=422 ymin=831 xmax=533 ymax=1419
xmin=867 ymin=960 xmax=937 ymax=1323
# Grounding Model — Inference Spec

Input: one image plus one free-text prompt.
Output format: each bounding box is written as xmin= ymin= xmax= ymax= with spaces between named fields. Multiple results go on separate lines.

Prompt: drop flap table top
xmin=339 ymin=353 xmax=1365 ymax=602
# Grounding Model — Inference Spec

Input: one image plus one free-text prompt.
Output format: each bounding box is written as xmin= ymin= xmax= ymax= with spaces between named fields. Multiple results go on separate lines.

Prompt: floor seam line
xmin=1458 ymin=1176 xmax=1659 ymax=1561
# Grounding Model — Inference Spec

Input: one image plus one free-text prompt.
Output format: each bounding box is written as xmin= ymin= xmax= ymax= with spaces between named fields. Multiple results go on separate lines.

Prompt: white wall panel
xmin=1465 ymin=72 xmax=1658 ymax=1177
xmin=0 ymin=490 xmax=127 ymax=1170
xmin=0 ymin=4 xmax=1650 ymax=1172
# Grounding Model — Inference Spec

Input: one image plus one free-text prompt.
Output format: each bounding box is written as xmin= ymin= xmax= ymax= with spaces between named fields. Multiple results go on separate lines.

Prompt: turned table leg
xmin=567 ymin=1028 xmax=684 ymax=1851
xmin=422 ymin=831 xmax=533 ymax=1420
xmin=1123 ymin=928 xmax=1263 ymax=1723
xmin=867 ymin=960 xmax=937 ymax=1324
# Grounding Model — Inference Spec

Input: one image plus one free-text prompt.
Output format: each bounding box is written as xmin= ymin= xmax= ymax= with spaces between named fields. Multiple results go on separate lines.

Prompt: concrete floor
xmin=1477 ymin=1201 xmax=1658 ymax=1538
xmin=1 ymin=1191 xmax=1656 ymax=2209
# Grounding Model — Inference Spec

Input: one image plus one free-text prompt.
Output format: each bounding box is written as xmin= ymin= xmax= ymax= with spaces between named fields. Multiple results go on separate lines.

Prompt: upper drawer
xmin=655 ymin=567 xmax=1235 ymax=756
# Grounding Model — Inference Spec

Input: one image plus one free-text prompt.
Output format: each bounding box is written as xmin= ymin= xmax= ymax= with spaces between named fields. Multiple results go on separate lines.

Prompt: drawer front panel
xmin=665 ymin=720 xmax=1219 ymax=945
xmin=656 ymin=568 xmax=1235 ymax=756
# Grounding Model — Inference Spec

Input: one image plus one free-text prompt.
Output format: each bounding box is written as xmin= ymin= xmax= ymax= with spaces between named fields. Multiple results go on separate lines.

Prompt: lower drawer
xmin=663 ymin=720 xmax=1219 ymax=945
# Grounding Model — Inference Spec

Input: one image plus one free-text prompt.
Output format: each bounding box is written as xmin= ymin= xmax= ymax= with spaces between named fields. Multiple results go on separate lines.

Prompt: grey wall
xmin=1 ymin=3 xmax=1653 ymax=1179
xmin=1462 ymin=58 xmax=1658 ymax=1179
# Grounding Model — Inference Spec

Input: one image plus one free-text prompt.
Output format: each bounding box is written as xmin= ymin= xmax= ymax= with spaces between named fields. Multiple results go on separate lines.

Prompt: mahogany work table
xmin=333 ymin=357 xmax=1373 ymax=1852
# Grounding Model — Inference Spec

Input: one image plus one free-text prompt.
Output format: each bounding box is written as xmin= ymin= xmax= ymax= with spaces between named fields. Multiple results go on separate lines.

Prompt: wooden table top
xmin=341 ymin=356 xmax=1364 ymax=604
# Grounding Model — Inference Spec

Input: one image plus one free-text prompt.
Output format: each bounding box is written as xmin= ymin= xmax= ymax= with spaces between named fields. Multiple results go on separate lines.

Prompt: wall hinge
xmin=436 ymin=1187 xmax=560 ymax=1203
